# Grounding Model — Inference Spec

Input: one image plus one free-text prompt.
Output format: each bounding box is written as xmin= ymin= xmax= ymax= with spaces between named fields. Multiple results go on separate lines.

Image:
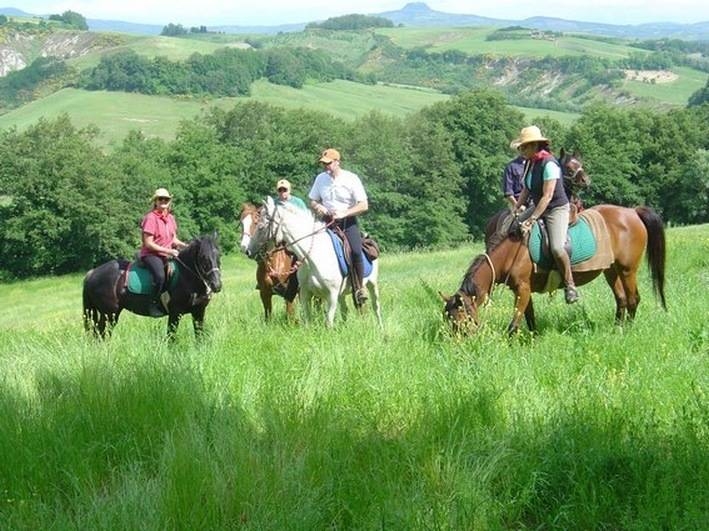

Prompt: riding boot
xmin=351 ymin=256 xmax=367 ymax=308
xmin=555 ymin=252 xmax=579 ymax=304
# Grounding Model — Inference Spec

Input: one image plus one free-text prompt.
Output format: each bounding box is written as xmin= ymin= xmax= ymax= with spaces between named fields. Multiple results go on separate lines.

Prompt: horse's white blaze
xmin=249 ymin=196 xmax=382 ymax=327
xmin=239 ymin=214 xmax=253 ymax=253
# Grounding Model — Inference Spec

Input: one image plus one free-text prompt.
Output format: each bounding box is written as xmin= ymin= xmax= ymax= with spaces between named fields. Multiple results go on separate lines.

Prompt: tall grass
xmin=0 ymin=225 xmax=707 ymax=528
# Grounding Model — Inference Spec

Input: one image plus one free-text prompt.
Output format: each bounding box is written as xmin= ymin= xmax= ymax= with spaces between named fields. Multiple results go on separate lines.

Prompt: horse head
xmin=184 ymin=233 xmax=222 ymax=293
xmin=559 ymin=148 xmax=590 ymax=193
xmin=239 ymin=202 xmax=260 ymax=253
xmin=440 ymin=290 xmax=479 ymax=335
xmin=246 ymin=196 xmax=280 ymax=259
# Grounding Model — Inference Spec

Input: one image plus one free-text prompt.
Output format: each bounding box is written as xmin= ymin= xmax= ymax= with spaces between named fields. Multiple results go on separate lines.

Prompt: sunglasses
xmin=277 ymin=187 xmax=288 ymax=192
xmin=156 ymin=197 xmax=171 ymax=201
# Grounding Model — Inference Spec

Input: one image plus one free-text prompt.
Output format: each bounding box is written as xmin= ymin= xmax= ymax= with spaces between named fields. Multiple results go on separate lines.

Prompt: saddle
xmin=119 ymin=258 xmax=178 ymax=296
xmin=527 ymin=215 xmax=597 ymax=271
xmin=326 ymin=228 xmax=376 ymax=278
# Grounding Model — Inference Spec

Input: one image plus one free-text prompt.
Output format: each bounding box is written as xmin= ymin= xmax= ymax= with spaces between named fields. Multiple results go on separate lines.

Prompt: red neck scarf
xmin=153 ymin=208 xmax=170 ymax=220
xmin=530 ymin=149 xmax=552 ymax=162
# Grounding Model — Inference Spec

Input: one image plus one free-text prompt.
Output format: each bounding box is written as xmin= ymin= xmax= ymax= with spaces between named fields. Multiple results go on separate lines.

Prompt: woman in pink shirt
xmin=140 ymin=188 xmax=187 ymax=304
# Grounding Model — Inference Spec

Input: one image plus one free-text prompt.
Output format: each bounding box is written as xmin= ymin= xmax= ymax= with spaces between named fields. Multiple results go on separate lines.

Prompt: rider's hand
xmin=169 ymin=248 xmax=179 ymax=257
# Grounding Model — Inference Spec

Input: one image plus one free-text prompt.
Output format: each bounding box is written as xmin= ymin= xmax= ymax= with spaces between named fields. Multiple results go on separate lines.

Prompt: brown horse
xmin=443 ymin=205 xmax=666 ymax=335
xmin=484 ymin=149 xmax=590 ymax=250
xmin=239 ymin=202 xmax=298 ymax=320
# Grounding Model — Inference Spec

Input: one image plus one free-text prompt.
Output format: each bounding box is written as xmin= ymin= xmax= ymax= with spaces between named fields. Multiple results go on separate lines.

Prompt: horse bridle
xmin=174 ymin=247 xmax=220 ymax=296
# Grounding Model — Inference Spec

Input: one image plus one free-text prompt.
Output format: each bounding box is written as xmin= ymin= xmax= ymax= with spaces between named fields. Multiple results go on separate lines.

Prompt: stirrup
xmin=355 ymin=288 xmax=368 ymax=305
xmin=564 ymin=286 xmax=579 ymax=304
xmin=160 ymin=291 xmax=171 ymax=312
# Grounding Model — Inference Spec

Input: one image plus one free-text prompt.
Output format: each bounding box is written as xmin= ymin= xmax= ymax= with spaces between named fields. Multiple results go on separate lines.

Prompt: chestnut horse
xmin=484 ymin=149 xmax=590 ymax=250
xmin=239 ymin=202 xmax=298 ymax=320
xmin=443 ymin=205 xmax=666 ymax=335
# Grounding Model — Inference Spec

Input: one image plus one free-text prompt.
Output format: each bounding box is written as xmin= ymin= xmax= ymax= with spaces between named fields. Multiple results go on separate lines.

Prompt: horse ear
xmin=573 ymin=149 xmax=581 ymax=159
xmin=212 ymin=230 xmax=219 ymax=242
xmin=559 ymin=147 xmax=566 ymax=158
xmin=438 ymin=290 xmax=450 ymax=302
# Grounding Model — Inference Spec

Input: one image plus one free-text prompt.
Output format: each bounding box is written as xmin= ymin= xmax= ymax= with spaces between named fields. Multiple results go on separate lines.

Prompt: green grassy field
xmin=0 ymin=224 xmax=707 ymax=528
xmin=622 ymin=66 xmax=709 ymax=106
xmin=0 ymin=80 xmax=449 ymax=149
xmin=376 ymin=26 xmax=643 ymax=59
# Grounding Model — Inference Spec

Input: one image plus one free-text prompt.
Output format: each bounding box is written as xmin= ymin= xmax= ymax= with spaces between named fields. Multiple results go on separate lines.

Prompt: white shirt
xmin=308 ymin=169 xmax=367 ymax=214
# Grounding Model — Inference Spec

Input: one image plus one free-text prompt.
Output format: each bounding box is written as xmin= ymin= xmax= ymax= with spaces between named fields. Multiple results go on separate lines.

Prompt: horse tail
xmin=635 ymin=207 xmax=667 ymax=310
xmin=82 ymin=269 xmax=96 ymax=333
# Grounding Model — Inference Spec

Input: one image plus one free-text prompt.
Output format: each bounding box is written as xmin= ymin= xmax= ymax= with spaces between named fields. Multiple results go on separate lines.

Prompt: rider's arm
xmin=142 ymin=232 xmax=178 ymax=257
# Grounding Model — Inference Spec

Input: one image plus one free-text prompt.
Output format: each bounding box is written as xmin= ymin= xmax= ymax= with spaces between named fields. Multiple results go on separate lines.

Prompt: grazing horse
xmin=247 ymin=196 xmax=382 ymax=327
xmin=443 ymin=205 xmax=666 ymax=335
xmin=484 ymin=149 xmax=590 ymax=249
xmin=83 ymin=234 xmax=222 ymax=339
xmin=239 ymin=202 xmax=298 ymax=320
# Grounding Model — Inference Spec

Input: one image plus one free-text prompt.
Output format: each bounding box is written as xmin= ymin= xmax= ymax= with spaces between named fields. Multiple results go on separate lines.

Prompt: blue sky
xmin=13 ymin=1 xmax=709 ymax=26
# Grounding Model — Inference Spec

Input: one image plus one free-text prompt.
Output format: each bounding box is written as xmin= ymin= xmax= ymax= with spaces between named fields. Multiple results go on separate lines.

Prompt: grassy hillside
xmin=0 ymin=80 xmax=450 ymax=148
xmin=376 ymin=26 xmax=644 ymax=59
xmin=0 ymin=224 xmax=706 ymax=528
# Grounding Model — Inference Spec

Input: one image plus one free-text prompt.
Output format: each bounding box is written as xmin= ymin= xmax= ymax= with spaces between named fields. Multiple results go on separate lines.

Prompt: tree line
xmin=1 ymin=90 xmax=708 ymax=279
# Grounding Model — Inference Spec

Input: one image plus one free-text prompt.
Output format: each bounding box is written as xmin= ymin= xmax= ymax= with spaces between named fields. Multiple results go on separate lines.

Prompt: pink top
xmin=140 ymin=210 xmax=178 ymax=258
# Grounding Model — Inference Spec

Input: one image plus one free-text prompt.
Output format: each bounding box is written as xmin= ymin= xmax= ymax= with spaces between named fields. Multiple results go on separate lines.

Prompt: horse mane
xmin=459 ymin=254 xmax=487 ymax=298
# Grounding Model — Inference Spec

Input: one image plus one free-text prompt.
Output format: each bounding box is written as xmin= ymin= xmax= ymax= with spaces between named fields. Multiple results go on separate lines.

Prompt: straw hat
xmin=510 ymin=126 xmax=548 ymax=150
xmin=151 ymin=187 xmax=172 ymax=201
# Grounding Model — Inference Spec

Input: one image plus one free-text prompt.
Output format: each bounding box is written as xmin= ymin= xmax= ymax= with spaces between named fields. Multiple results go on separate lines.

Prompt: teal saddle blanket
xmin=326 ymin=230 xmax=374 ymax=278
xmin=125 ymin=260 xmax=179 ymax=295
xmin=528 ymin=217 xmax=597 ymax=269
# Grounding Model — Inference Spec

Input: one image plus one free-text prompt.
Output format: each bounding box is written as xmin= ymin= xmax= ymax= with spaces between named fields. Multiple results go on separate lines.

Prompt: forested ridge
xmin=1 ymin=90 xmax=708 ymax=279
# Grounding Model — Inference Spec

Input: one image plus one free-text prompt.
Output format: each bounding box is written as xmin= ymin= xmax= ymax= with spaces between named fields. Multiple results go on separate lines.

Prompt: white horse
xmin=246 ymin=196 xmax=382 ymax=327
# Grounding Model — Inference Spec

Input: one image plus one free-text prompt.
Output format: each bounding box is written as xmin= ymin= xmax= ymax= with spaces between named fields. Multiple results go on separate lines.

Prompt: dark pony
xmin=83 ymin=234 xmax=222 ymax=339
xmin=443 ymin=205 xmax=666 ymax=335
xmin=484 ymin=149 xmax=590 ymax=249
xmin=239 ymin=202 xmax=298 ymax=320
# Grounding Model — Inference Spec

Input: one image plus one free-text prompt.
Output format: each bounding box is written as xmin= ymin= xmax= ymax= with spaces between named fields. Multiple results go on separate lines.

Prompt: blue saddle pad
xmin=529 ymin=217 xmax=597 ymax=269
xmin=326 ymin=230 xmax=374 ymax=278
xmin=127 ymin=260 xmax=178 ymax=295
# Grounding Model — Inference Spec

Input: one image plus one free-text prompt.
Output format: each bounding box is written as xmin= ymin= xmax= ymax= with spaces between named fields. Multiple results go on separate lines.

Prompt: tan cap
xmin=152 ymin=187 xmax=172 ymax=201
xmin=510 ymin=126 xmax=548 ymax=150
xmin=319 ymin=148 xmax=341 ymax=164
xmin=276 ymin=179 xmax=291 ymax=191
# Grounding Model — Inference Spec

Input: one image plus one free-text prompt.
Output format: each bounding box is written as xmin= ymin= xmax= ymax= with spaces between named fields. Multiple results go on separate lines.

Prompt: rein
xmin=173 ymin=251 xmax=219 ymax=296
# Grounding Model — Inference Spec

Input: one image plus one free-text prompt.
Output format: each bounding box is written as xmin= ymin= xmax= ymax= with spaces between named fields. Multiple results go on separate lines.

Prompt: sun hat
xmin=152 ymin=187 xmax=172 ymax=201
xmin=510 ymin=126 xmax=548 ymax=150
xmin=276 ymin=179 xmax=291 ymax=191
xmin=319 ymin=148 xmax=341 ymax=164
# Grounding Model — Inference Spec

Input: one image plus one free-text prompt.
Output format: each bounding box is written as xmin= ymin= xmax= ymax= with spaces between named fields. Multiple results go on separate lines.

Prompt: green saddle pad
xmin=529 ymin=217 xmax=597 ymax=269
xmin=127 ymin=260 xmax=179 ymax=295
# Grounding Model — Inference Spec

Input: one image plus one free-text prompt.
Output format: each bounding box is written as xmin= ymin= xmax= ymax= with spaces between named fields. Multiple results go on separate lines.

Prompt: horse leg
xmin=620 ymin=270 xmax=641 ymax=320
xmin=339 ymin=294 xmax=349 ymax=322
xmin=191 ymin=306 xmax=206 ymax=339
xmin=300 ymin=289 xmax=313 ymax=324
xmin=523 ymin=298 xmax=536 ymax=332
xmin=508 ymin=285 xmax=533 ymax=335
xmin=367 ymin=281 xmax=383 ymax=327
xmin=325 ymin=292 xmax=339 ymax=327
xmin=167 ymin=313 xmax=182 ymax=340
xmin=603 ymin=268 xmax=628 ymax=323
xmin=260 ymin=287 xmax=273 ymax=321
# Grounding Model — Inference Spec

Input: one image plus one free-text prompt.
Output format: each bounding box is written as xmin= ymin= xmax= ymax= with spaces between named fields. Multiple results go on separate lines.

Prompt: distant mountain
xmin=3 ymin=3 xmax=709 ymax=39
xmin=380 ymin=3 xmax=709 ymax=40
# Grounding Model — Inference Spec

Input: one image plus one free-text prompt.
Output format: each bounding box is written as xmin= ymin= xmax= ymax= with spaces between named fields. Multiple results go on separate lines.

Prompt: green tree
xmin=0 ymin=116 xmax=135 ymax=277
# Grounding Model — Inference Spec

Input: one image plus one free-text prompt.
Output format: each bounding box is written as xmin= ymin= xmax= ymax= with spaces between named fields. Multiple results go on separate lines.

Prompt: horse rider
xmin=511 ymin=126 xmax=579 ymax=304
xmin=275 ymin=178 xmax=308 ymax=211
xmin=308 ymin=148 xmax=369 ymax=308
xmin=502 ymin=154 xmax=528 ymax=210
xmin=140 ymin=187 xmax=187 ymax=310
